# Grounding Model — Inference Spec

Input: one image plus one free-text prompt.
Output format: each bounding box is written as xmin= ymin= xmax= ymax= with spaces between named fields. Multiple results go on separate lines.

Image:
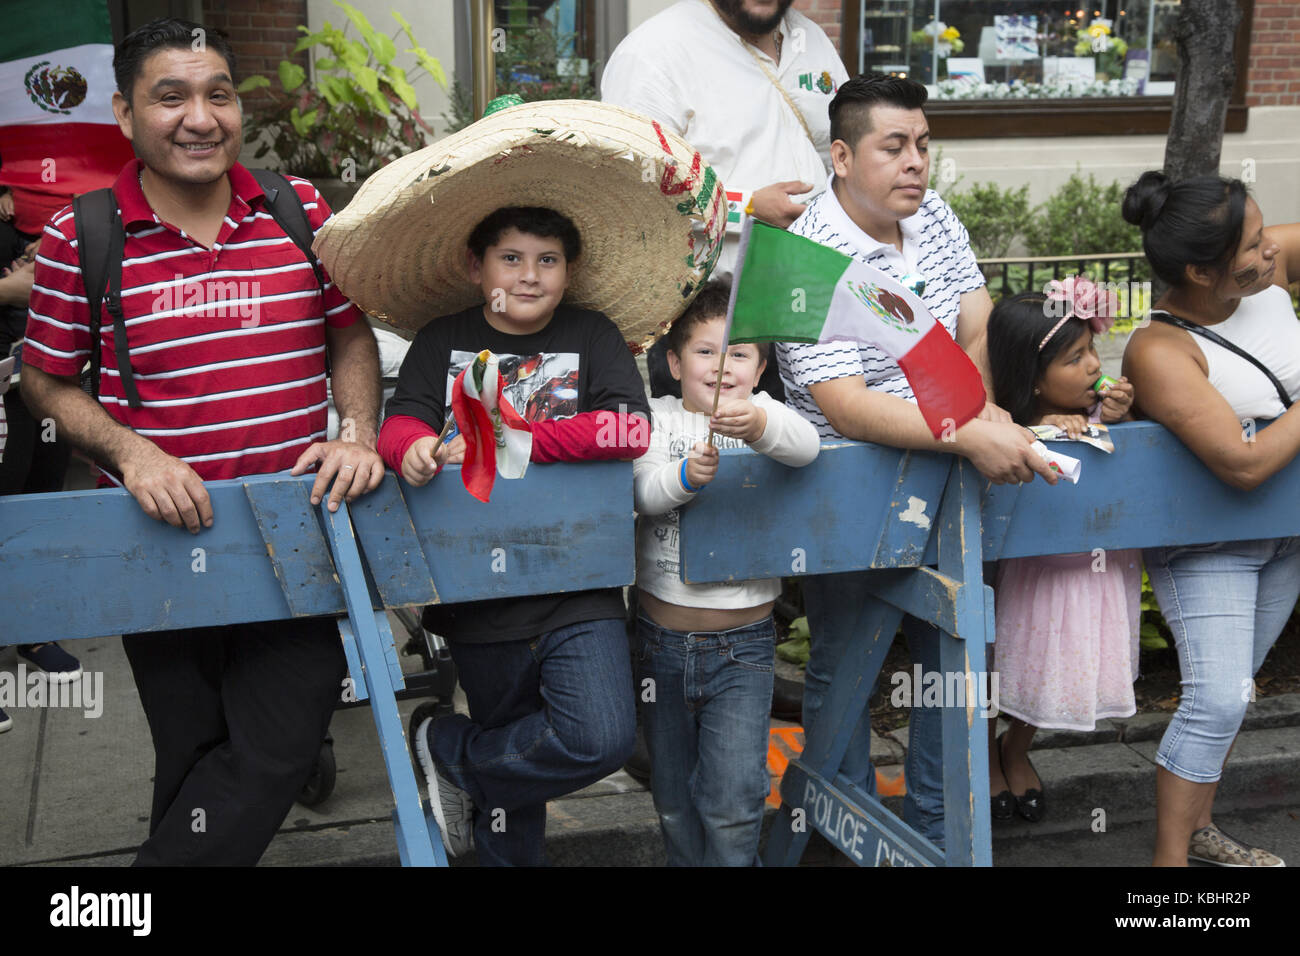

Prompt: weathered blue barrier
xmin=0 ymin=462 xmax=633 ymax=867
xmin=4 ymin=420 xmax=1296 ymax=865
xmin=679 ymin=420 xmax=1300 ymax=866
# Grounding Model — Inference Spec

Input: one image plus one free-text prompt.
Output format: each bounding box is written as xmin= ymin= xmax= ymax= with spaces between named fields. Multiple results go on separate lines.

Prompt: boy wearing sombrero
xmin=316 ymin=100 xmax=725 ymax=865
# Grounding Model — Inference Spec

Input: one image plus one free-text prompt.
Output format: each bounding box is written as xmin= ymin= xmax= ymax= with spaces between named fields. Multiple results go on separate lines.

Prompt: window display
xmin=858 ymin=0 xmax=1187 ymax=99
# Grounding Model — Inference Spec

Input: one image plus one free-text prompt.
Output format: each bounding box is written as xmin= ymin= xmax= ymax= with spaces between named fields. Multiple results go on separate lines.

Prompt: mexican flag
xmin=725 ymin=219 xmax=987 ymax=438
xmin=450 ymin=350 xmax=533 ymax=503
xmin=0 ymin=1 xmax=135 ymax=234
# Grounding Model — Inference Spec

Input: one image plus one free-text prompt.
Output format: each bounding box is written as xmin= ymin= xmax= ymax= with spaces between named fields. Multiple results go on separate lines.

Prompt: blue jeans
xmin=431 ymin=618 xmax=636 ymax=866
xmin=635 ymin=613 xmax=775 ymax=866
xmin=1144 ymin=536 xmax=1300 ymax=783
xmin=802 ymin=572 xmax=945 ymax=849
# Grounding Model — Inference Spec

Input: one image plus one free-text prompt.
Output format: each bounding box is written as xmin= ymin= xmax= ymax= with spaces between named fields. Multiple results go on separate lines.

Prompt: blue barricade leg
xmin=323 ymin=502 xmax=446 ymax=867
xmin=764 ymin=597 xmax=905 ymax=866
xmin=935 ymin=460 xmax=993 ymax=866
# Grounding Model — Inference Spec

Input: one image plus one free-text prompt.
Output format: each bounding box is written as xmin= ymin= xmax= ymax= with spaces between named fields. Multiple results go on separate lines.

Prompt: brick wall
xmin=1248 ymin=1 xmax=1300 ymax=107
xmin=201 ymin=0 xmax=308 ymax=86
xmin=794 ymin=0 xmax=843 ymax=52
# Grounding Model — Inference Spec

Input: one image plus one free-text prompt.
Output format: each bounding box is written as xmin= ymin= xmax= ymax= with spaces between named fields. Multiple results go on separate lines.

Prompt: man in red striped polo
xmin=20 ymin=18 xmax=383 ymax=865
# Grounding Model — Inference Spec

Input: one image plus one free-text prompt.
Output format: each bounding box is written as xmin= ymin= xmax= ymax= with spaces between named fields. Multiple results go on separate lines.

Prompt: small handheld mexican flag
xmin=450 ymin=350 xmax=533 ymax=502
xmin=724 ymin=218 xmax=987 ymax=438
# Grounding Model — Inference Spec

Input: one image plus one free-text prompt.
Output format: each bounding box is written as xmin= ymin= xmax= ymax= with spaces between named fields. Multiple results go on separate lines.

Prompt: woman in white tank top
xmin=1123 ymin=170 xmax=1300 ymax=868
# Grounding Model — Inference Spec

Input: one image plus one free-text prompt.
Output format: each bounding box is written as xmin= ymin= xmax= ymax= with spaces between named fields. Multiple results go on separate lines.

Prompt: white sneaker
xmin=414 ymin=717 xmax=474 ymax=857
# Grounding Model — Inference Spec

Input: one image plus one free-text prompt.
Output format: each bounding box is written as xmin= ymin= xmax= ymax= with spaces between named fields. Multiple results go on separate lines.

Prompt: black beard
xmin=715 ymin=0 xmax=794 ymax=36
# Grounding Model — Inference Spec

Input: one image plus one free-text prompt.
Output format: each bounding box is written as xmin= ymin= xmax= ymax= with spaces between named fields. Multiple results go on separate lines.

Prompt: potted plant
xmin=237 ymin=2 xmax=446 ymax=209
xmin=1074 ymin=18 xmax=1128 ymax=81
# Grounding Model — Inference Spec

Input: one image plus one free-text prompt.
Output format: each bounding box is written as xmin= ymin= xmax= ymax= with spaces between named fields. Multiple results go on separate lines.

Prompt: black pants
xmin=122 ymin=616 xmax=346 ymax=866
xmin=0 ymin=382 xmax=70 ymax=495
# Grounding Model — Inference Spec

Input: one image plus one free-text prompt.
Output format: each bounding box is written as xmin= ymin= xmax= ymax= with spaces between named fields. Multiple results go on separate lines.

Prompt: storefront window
xmin=858 ymin=0 xmax=1186 ymax=99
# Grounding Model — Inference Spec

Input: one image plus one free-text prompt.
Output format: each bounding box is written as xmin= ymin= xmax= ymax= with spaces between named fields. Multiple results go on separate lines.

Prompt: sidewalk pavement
xmin=3 ymin=634 xmax=1298 ymax=867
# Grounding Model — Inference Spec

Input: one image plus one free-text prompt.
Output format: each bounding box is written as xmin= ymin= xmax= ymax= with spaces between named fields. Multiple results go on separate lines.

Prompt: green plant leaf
xmin=278 ymin=60 xmax=306 ymax=93
xmin=370 ymin=31 xmax=397 ymax=65
xmin=1139 ymin=622 xmax=1168 ymax=650
xmin=392 ymin=10 xmax=418 ymax=45
xmin=314 ymin=58 xmax=339 ymax=72
xmin=336 ymin=0 xmax=378 ymax=50
xmin=352 ymin=66 xmax=389 ymax=113
xmin=383 ymin=66 xmax=419 ymax=111
xmin=317 ymin=75 xmax=352 ymax=109
xmin=408 ymin=46 xmax=448 ymax=88
xmin=293 ymin=27 xmax=332 ymax=54
xmin=339 ymin=38 xmax=369 ymax=71
xmin=288 ymin=106 xmax=318 ymax=137
xmin=236 ymin=75 xmax=271 ymax=93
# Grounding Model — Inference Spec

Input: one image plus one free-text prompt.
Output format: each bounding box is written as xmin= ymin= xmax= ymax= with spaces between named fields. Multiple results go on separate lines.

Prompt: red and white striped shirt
xmin=24 ymin=159 xmax=363 ymax=481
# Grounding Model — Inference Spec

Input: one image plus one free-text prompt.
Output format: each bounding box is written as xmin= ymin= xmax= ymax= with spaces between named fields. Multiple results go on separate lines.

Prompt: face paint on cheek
xmin=1233 ymin=265 xmax=1260 ymax=288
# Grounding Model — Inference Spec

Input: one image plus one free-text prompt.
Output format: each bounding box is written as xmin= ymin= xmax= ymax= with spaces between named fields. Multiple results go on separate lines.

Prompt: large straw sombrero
xmin=313 ymin=99 xmax=728 ymax=352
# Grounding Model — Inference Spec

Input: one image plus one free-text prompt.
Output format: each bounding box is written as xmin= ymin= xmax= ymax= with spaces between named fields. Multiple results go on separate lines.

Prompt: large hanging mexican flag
xmin=0 ymin=0 xmax=134 ymax=234
xmin=725 ymin=218 xmax=987 ymax=438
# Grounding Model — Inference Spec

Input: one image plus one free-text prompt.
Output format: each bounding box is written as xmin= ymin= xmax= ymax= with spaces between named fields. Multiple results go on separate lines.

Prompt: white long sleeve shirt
xmin=601 ymin=0 xmax=849 ymax=278
xmin=634 ymin=392 xmax=819 ymax=608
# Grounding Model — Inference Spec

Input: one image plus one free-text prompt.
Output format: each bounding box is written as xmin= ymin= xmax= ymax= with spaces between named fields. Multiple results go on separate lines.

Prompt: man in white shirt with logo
xmin=601 ymin=0 xmax=849 ymax=278
xmin=778 ymin=73 xmax=1055 ymax=851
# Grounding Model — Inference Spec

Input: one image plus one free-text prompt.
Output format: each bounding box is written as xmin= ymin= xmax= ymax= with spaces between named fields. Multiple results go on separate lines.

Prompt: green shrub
xmin=944 ymin=181 xmax=1032 ymax=260
xmin=1022 ymin=170 xmax=1143 ymax=257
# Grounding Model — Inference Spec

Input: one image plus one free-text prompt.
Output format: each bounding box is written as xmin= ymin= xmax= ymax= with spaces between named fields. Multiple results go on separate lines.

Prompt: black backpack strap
xmin=250 ymin=169 xmax=326 ymax=289
xmin=1150 ymin=310 xmax=1293 ymax=410
xmin=72 ymin=188 xmax=141 ymax=406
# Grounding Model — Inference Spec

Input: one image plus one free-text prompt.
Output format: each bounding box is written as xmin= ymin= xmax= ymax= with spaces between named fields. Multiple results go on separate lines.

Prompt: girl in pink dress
xmin=985 ymin=279 xmax=1139 ymax=822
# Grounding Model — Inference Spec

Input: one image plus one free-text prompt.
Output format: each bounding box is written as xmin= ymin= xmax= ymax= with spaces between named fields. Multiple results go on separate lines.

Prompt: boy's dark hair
xmin=829 ymin=72 xmax=928 ymax=150
xmin=987 ymin=291 xmax=1090 ymax=426
xmin=467 ymin=206 xmax=582 ymax=262
xmin=665 ymin=280 xmax=768 ymax=360
xmin=114 ymin=18 xmax=236 ymax=102
xmin=1122 ymin=171 xmax=1249 ymax=289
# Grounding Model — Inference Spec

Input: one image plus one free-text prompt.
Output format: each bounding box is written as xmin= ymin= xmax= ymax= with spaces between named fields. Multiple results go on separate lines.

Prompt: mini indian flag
xmin=0 ymin=0 xmax=134 ymax=233
xmin=450 ymin=350 xmax=533 ymax=502
xmin=725 ymin=218 xmax=987 ymax=438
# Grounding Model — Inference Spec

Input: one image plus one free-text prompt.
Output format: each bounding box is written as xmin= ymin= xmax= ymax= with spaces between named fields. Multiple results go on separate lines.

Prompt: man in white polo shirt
xmin=778 ymin=73 xmax=1055 ymax=850
xmin=601 ymin=0 xmax=848 ymax=278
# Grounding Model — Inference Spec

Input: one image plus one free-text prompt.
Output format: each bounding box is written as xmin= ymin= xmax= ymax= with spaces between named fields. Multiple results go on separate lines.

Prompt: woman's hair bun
xmin=1122 ymin=169 xmax=1171 ymax=230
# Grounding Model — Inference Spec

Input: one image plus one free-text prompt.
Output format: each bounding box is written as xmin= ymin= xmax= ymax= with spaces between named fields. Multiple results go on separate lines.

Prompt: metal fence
xmin=976 ymin=251 xmax=1153 ymax=299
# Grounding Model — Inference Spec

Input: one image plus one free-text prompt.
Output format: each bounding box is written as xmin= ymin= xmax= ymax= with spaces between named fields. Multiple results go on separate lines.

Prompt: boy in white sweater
xmin=633 ymin=282 xmax=820 ymax=866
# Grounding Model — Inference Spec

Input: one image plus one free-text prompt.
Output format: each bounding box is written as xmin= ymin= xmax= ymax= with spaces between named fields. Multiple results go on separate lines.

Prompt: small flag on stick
xmin=449 ymin=350 xmax=533 ymax=502
xmin=723 ymin=218 xmax=987 ymax=438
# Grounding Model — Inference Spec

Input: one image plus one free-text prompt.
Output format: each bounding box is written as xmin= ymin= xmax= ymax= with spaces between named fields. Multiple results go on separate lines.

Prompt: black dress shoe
xmin=1004 ymin=736 xmax=1045 ymax=822
xmin=991 ymin=732 xmax=1014 ymax=821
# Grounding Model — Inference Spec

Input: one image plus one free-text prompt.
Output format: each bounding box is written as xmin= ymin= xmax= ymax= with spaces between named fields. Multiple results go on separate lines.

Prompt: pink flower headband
xmin=1038 ymin=276 xmax=1118 ymax=351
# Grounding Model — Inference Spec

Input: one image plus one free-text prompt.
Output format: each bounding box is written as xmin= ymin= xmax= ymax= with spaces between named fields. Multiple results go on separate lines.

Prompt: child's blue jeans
xmin=635 ymin=612 xmax=775 ymax=866
xmin=431 ymin=617 xmax=636 ymax=866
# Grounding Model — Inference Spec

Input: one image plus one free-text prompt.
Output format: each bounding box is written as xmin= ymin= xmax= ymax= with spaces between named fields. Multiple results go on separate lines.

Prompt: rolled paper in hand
xmin=1030 ymin=440 xmax=1082 ymax=484
xmin=1093 ymin=374 xmax=1118 ymax=392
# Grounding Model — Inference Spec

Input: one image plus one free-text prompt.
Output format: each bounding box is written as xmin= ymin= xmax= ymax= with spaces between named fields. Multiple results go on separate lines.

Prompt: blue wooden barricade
xmin=678 ymin=420 xmax=1300 ymax=866
xmin=4 ymin=420 xmax=1298 ymax=865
